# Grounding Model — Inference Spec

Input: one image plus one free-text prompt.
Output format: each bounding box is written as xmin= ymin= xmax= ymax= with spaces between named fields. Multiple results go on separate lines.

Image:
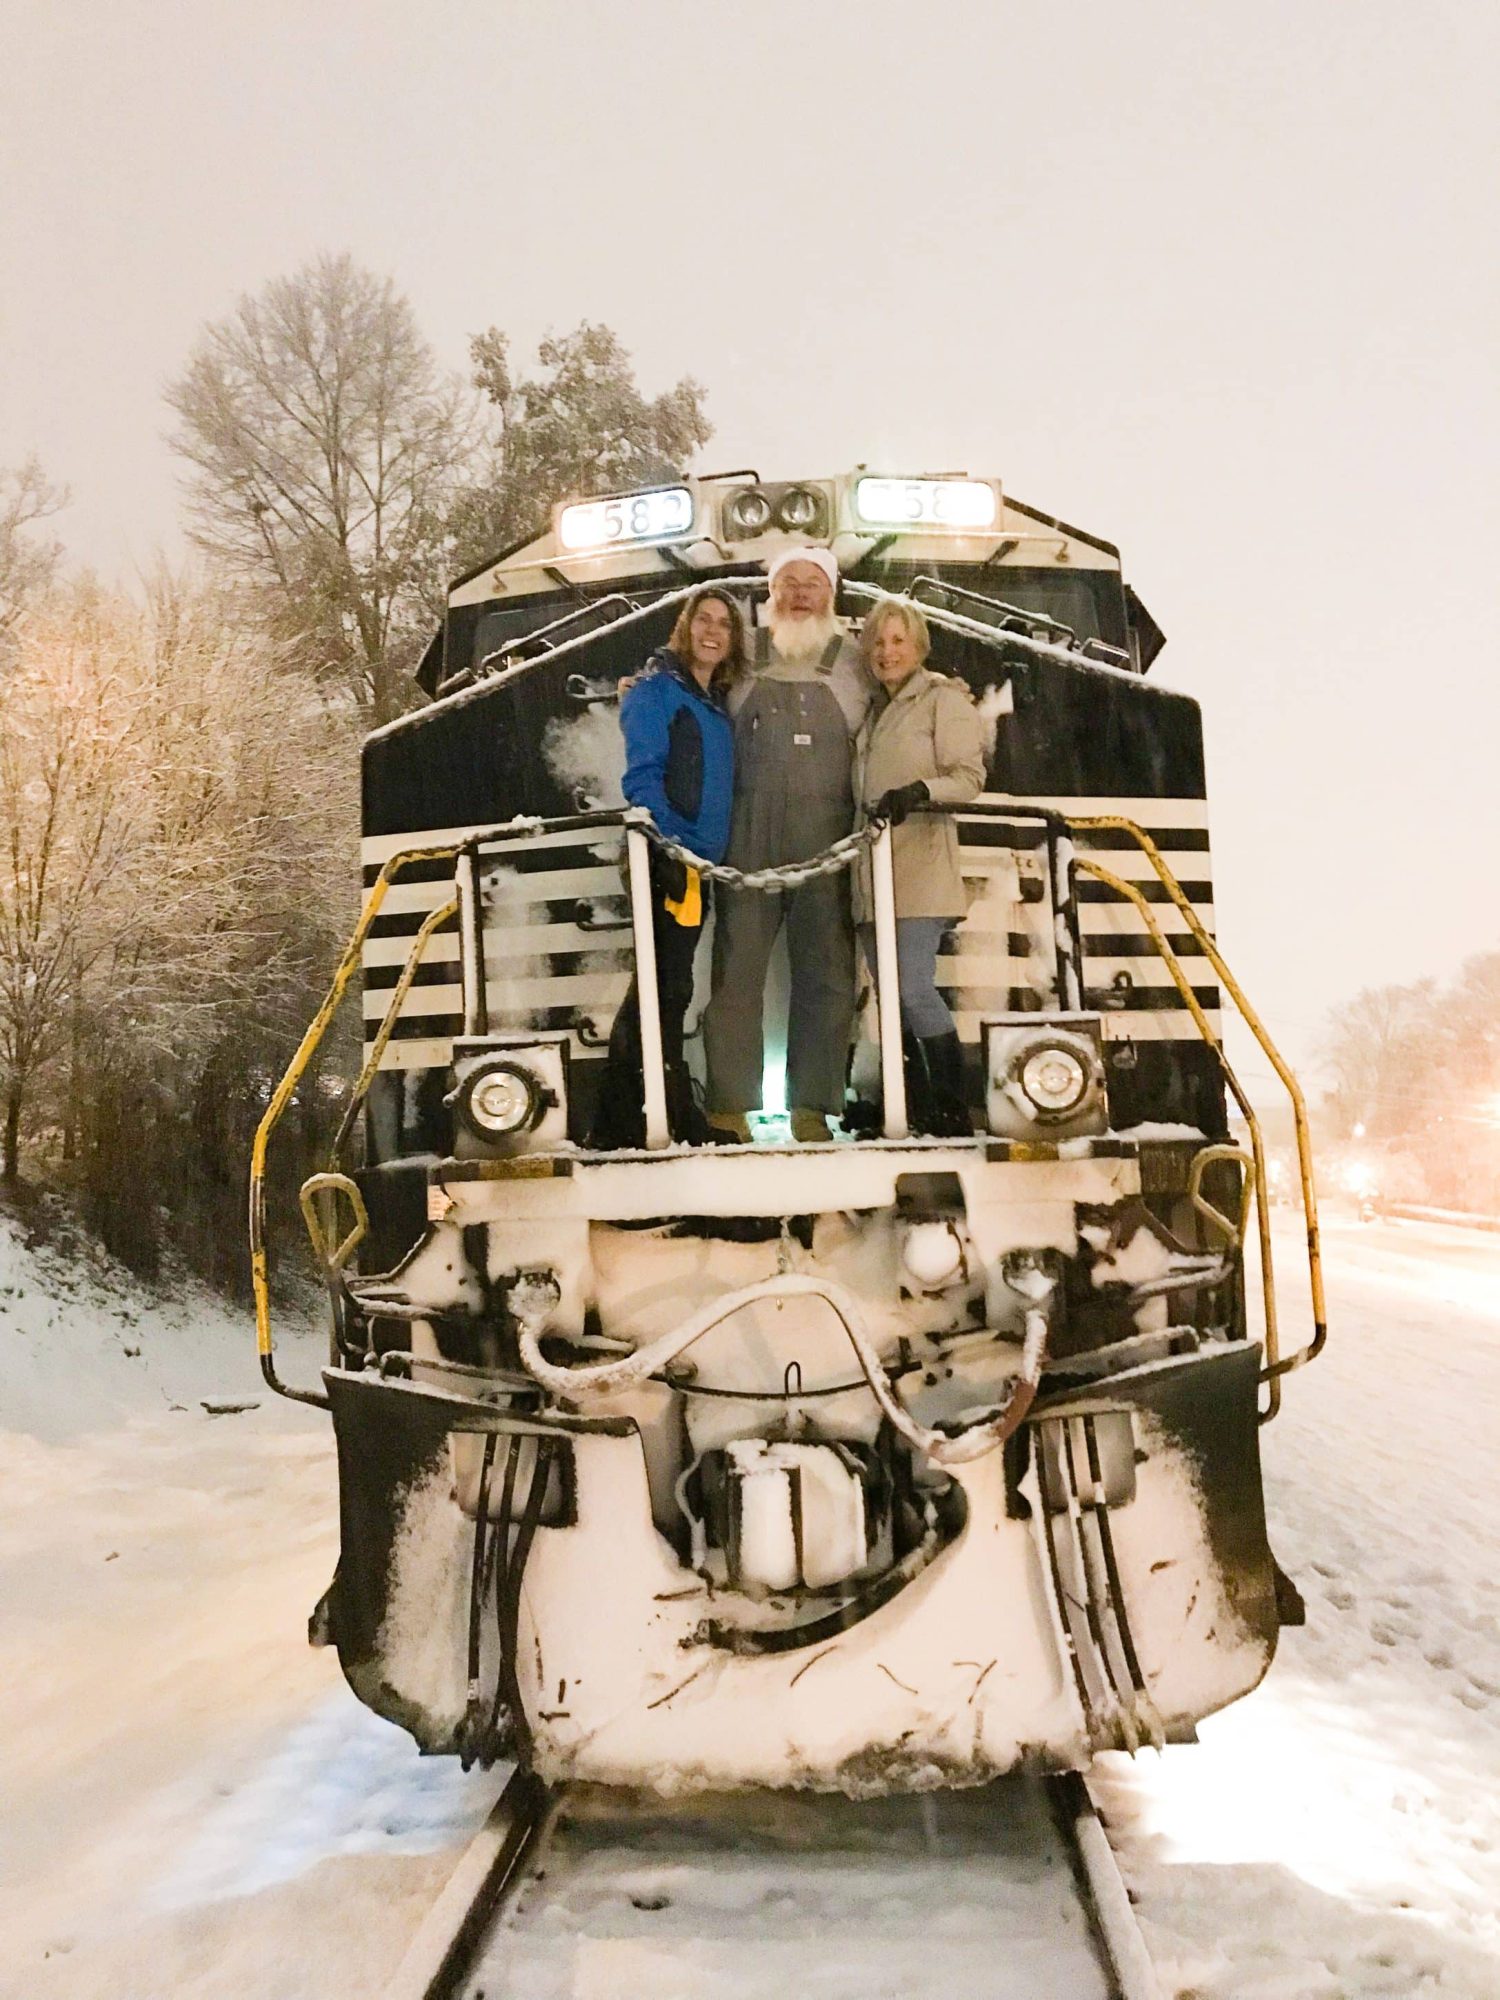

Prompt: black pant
xmin=591 ymin=863 xmax=706 ymax=1146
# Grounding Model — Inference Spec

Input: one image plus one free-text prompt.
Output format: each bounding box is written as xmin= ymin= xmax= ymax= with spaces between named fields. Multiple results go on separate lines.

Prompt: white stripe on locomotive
xmin=360 ymin=799 xmax=1220 ymax=1064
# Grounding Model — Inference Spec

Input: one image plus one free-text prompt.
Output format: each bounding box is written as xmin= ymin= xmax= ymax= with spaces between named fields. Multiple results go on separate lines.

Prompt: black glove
xmin=872 ymin=780 xmax=930 ymax=827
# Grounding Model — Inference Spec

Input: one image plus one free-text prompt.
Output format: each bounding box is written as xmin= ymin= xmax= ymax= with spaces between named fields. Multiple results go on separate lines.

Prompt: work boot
xmin=790 ymin=1108 xmax=832 ymax=1143
xmin=706 ymin=1111 xmax=753 ymax=1143
xmin=918 ymin=1031 xmax=973 ymax=1139
xmin=669 ymin=1074 xmax=741 ymax=1147
xmin=901 ymin=1030 xmax=935 ymax=1135
xmin=587 ymin=1066 xmax=645 ymax=1150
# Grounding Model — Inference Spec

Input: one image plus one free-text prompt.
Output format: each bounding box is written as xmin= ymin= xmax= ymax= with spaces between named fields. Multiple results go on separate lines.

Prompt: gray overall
xmin=702 ymin=631 xmax=869 ymax=1114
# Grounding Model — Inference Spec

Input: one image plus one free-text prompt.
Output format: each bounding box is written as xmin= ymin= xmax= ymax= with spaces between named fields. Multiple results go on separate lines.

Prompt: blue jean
xmin=858 ymin=917 xmax=954 ymax=1040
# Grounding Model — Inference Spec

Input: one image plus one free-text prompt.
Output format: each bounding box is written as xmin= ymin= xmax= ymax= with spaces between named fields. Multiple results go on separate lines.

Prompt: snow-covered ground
xmin=1 ymin=1201 xmax=1497 ymax=1998
xmin=0 ymin=1211 xmax=502 ymax=2000
xmin=1096 ymin=1208 xmax=1500 ymax=1998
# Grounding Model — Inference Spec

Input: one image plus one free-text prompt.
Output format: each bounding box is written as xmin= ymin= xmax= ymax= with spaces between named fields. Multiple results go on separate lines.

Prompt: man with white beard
xmin=702 ymin=548 xmax=869 ymax=1142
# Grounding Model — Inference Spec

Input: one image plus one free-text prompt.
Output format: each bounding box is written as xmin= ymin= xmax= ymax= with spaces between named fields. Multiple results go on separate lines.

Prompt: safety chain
xmin=639 ymin=816 xmax=884 ymax=893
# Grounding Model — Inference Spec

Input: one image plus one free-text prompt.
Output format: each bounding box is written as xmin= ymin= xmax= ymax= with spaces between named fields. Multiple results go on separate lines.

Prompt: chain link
xmin=638 ymin=816 xmax=883 ymax=893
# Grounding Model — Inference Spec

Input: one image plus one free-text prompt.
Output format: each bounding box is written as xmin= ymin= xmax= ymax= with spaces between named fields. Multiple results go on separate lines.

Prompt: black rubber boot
xmin=917 ymin=1030 xmax=972 ymax=1138
xmin=587 ymin=1062 xmax=645 ymax=1149
xmin=665 ymin=1063 xmax=735 ymax=1145
xmin=902 ymin=1029 xmax=936 ymax=1135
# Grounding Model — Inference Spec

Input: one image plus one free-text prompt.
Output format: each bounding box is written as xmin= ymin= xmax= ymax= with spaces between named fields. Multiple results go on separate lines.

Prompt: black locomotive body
xmin=255 ymin=469 xmax=1323 ymax=1792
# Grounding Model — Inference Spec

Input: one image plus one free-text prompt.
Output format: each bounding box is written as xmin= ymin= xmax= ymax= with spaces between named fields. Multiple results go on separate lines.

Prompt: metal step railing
xmin=907 ymin=574 xmax=1133 ymax=671
xmin=1064 ymin=818 xmax=1326 ymax=1419
xmin=846 ymin=577 xmax=1133 ymax=674
xmin=254 ymin=592 xmax=1323 ymax=1418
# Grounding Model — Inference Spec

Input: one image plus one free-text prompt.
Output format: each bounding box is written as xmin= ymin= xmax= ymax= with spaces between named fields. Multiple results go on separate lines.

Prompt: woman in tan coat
xmin=854 ymin=597 xmax=987 ymax=1134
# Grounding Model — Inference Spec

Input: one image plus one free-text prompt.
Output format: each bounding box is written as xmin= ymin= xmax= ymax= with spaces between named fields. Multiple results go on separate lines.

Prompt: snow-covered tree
xmin=0 ymin=587 xmax=145 ymax=1178
xmin=165 ymin=254 xmax=470 ymax=725
xmin=0 ymin=456 xmax=68 ymax=660
xmin=1322 ymin=980 xmax=1437 ymax=1139
xmin=1323 ymin=953 xmax=1500 ymax=1213
xmin=167 ymin=260 xmax=714 ymax=722
xmin=0 ymin=578 xmax=356 ymax=1273
xmin=450 ymin=320 xmax=711 ymax=572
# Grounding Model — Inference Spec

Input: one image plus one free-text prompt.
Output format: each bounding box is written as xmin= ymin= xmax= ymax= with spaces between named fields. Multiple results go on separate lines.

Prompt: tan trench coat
xmin=852 ymin=666 xmax=988 ymax=921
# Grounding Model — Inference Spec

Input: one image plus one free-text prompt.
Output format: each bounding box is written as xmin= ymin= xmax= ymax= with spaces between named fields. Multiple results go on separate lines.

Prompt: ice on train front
xmin=255 ymin=466 xmax=1325 ymax=1794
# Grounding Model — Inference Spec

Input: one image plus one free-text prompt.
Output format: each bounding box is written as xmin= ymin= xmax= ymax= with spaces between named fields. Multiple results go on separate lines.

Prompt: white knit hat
xmin=766 ymin=545 xmax=839 ymax=590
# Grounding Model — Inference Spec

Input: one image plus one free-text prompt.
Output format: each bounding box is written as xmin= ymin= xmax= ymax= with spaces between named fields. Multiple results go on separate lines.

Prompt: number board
xmin=854 ymin=477 xmax=998 ymax=533
xmin=557 ymin=486 xmax=696 ymax=552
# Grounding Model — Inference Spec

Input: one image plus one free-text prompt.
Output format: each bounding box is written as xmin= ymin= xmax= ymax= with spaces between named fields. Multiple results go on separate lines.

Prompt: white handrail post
xmin=625 ymin=819 xmax=671 ymax=1149
xmin=872 ymin=822 xmax=908 ymax=1139
xmin=456 ymin=848 xmax=487 ymax=1036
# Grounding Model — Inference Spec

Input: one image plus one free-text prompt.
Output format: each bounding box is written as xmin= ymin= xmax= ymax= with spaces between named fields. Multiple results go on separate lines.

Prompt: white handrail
xmin=624 ymin=820 xmax=670 ymax=1149
xmin=870 ymin=821 xmax=908 ymax=1139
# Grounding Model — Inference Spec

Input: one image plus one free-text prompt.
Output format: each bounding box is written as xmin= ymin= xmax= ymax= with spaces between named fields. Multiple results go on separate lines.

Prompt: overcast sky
xmin=3 ymin=0 xmax=1496 ymax=1088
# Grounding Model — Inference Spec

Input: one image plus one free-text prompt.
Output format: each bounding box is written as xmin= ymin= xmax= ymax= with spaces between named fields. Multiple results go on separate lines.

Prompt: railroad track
xmin=381 ymin=1769 xmax=1161 ymax=2000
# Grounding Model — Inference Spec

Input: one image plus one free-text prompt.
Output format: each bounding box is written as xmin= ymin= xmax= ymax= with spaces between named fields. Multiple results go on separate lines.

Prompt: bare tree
xmin=0 ymin=456 xmax=68 ymax=658
xmin=0 ymin=577 xmax=355 ymax=1209
xmin=74 ymin=574 xmax=358 ymax=1273
xmin=450 ymin=320 xmax=712 ymax=572
xmin=0 ymin=590 xmax=146 ymax=1177
xmin=167 ymin=264 xmax=715 ymax=719
xmin=165 ymin=254 xmax=469 ymax=723
xmin=1322 ymin=952 xmax=1500 ymax=1213
xmin=1322 ymin=979 xmax=1436 ymax=1138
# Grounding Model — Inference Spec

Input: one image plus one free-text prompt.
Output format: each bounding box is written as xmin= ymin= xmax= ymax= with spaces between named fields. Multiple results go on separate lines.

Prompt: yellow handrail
xmin=1069 ymin=815 xmax=1326 ymax=1391
xmin=1188 ymin=1144 xmax=1256 ymax=1253
xmin=299 ymin=1172 xmax=370 ymax=1274
xmin=1073 ymin=857 xmax=1286 ymax=1414
xmin=249 ymin=844 xmax=462 ymax=1405
xmin=329 ymin=893 xmax=458 ymax=1169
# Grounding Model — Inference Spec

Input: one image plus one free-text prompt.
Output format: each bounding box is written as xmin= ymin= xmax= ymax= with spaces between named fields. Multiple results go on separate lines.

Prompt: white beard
xmin=767 ymin=607 xmax=840 ymax=664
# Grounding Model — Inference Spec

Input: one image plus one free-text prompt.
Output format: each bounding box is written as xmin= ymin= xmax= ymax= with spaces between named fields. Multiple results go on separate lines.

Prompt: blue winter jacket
xmin=620 ymin=651 xmax=735 ymax=863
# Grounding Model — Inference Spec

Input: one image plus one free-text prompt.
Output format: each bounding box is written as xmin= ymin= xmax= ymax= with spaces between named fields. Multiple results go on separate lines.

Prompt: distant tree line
xmin=1322 ymin=952 xmax=1500 ymax=1213
xmin=0 ymin=252 xmax=711 ymax=1287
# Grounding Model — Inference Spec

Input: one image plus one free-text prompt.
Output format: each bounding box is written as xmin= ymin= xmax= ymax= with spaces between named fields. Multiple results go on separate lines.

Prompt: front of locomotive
xmin=260 ymin=469 xmax=1324 ymax=1795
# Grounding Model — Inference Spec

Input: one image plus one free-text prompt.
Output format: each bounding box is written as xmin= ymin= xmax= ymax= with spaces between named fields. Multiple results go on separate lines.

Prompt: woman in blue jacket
xmin=591 ymin=587 xmax=744 ymax=1147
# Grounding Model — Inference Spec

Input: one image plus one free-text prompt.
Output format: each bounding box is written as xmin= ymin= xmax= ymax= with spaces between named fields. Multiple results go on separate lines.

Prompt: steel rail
xmin=379 ymin=1768 xmax=562 ymax=2000
xmin=1048 ymin=1773 xmax=1164 ymax=2000
xmin=384 ymin=1768 xmax=1158 ymax=2000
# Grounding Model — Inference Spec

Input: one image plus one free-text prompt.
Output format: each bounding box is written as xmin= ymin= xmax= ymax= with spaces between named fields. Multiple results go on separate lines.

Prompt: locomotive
xmin=251 ymin=466 xmax=1326 ymax=1793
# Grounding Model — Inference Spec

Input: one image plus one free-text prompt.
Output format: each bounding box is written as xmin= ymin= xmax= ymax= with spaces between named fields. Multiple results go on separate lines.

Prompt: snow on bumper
xmin=323 ymin=1342 xmax=1277 ymax=1795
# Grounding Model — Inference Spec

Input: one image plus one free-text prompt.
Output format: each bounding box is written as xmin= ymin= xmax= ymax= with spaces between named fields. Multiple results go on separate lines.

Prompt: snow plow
xmin=251 ymin=468 xmax=1326 ymax=1792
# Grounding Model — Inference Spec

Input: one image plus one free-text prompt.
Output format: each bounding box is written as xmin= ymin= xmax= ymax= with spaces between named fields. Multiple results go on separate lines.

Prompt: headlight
xmin=456 ymin=1059 xmax=544 ymax=1139
xmin=776 ymin=485 xmax=824 ymax=532
xmin=725 ymin=488 xmax=772 ymax=537
xmin=1018 ymin=1043 xmax=1090 ymax=1118
xmin=556 ymin=485 xmax=693 ymax=552
xmin=982 ymin=1016 xmax=1107 ymax=1141
xmin=853 ymin=476 xmax=999 ymax=533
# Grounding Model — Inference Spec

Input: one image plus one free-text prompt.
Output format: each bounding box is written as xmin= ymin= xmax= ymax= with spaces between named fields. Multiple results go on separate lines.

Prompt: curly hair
xmin=667 ymin=587 xmax=749 ymax=692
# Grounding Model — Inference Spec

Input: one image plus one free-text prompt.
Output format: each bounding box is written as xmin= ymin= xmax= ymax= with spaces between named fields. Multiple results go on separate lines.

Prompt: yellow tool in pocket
xmin=664 ymin=865 xmax=701 ymax=927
